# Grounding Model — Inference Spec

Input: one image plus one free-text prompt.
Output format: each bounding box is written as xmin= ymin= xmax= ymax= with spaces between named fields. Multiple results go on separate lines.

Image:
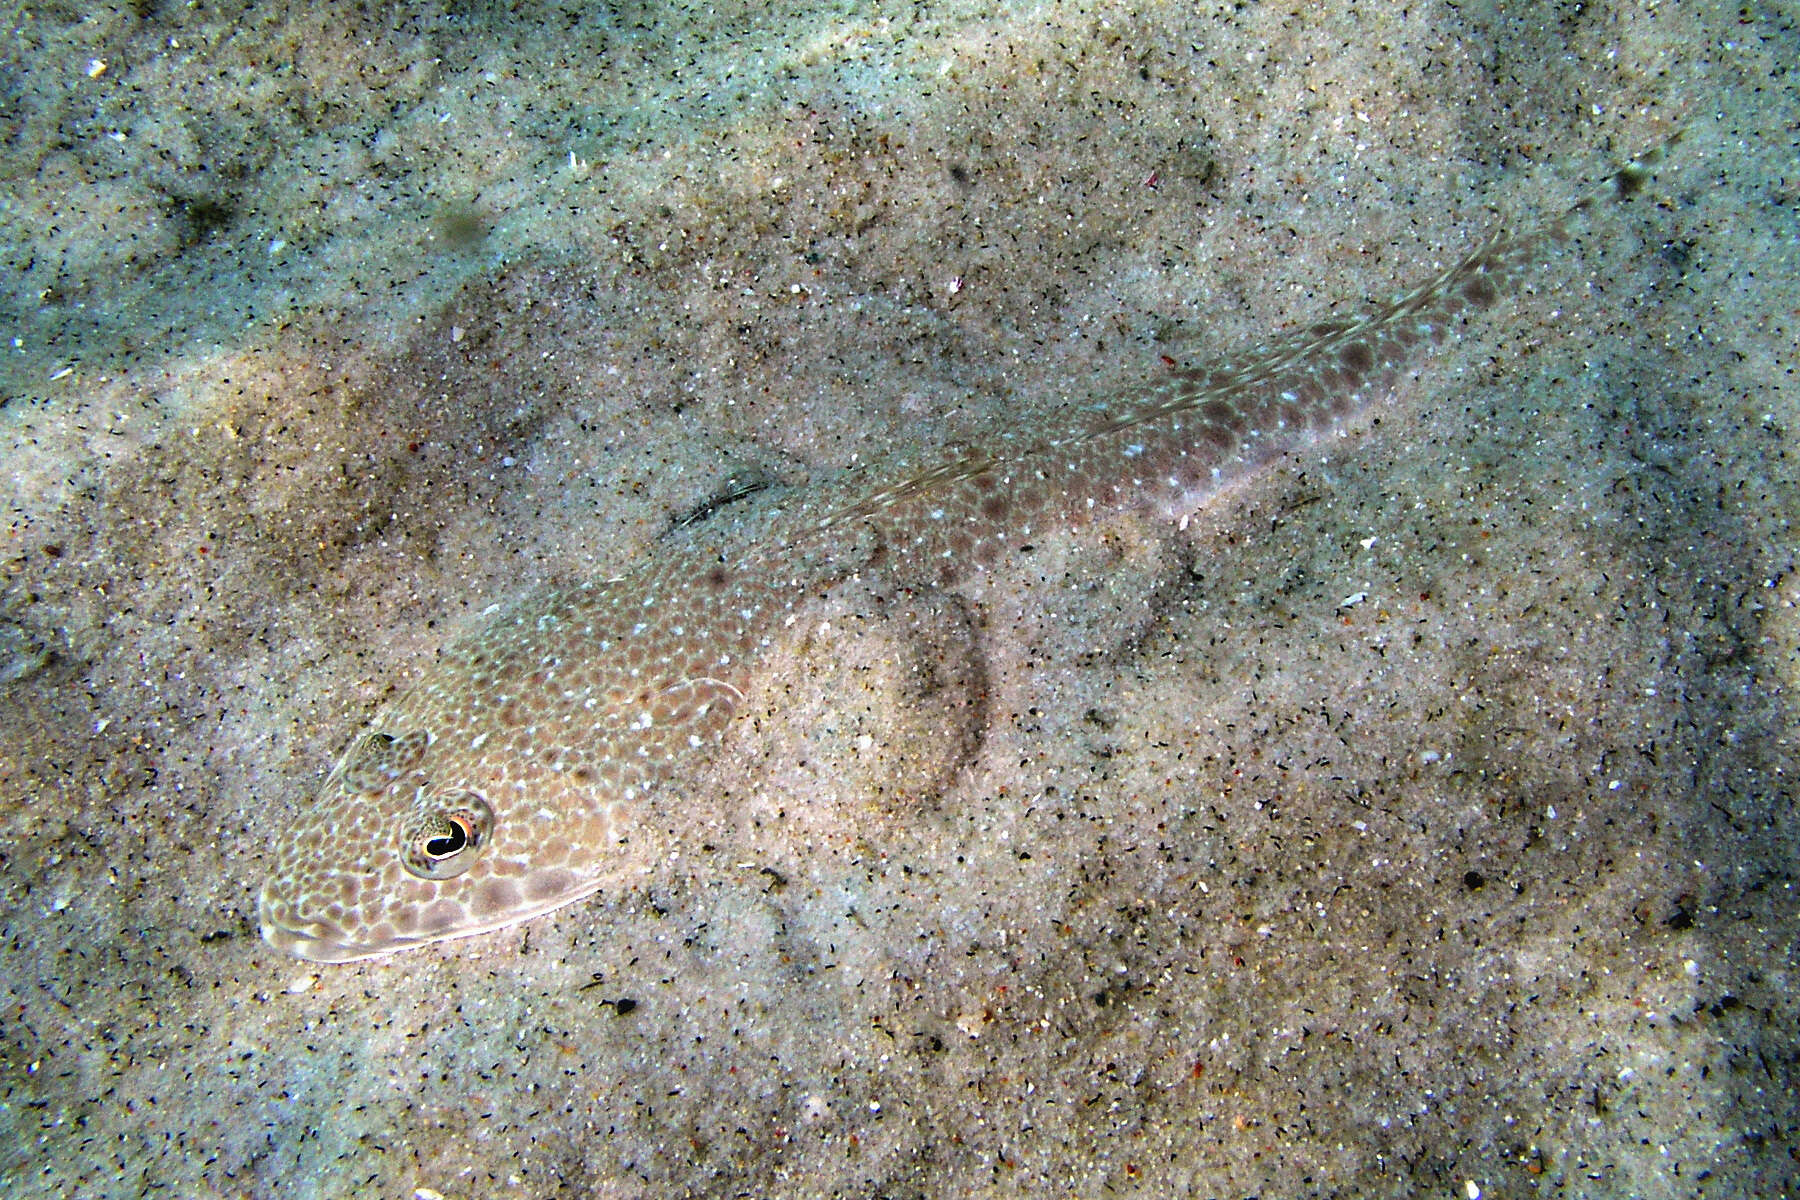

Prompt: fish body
xmin=260 ymin=143 xmax=1670 ymax=962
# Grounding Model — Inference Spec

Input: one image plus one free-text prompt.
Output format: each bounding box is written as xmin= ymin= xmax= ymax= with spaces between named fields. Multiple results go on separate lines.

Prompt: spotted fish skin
xmin=259 ymin=144 xmax=1671 ymax=962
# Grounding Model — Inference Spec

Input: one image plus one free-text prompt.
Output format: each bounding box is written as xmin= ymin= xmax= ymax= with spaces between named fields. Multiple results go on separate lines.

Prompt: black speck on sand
xmin=2 ymin=3 xmax=1794 ymax=1197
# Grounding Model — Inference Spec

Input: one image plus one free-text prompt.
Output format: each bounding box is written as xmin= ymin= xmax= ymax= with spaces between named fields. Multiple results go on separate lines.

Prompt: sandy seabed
xmin=2 ymin=2 xmax=1796 ymax=1197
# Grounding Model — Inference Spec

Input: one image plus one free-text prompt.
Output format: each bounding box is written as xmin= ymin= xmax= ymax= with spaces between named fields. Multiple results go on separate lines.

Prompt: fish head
xmin=258 ymin=579 xmax=744 ymax=962
xmin=257 ymin=723 xmax=627 ymax=963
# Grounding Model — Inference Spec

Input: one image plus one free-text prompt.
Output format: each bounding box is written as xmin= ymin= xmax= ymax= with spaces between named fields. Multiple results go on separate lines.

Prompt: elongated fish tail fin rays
xmin=1551 ymin=124 xmax=1691 ymax=263
xmin=1569 ymin=123 xmax=1688 ymax=226
xmin=1325 ymin=122 xmax=1690 ymax=402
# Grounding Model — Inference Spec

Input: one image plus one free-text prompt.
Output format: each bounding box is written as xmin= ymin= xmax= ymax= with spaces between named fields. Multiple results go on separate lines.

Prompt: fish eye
xmin=424 ymin=821 xmax=469 ymax=858
xmin=401 ymin=791 xmax=494 ymax=880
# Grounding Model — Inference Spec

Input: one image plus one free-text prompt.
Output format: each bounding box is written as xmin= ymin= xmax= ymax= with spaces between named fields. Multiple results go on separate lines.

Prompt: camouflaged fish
xmin=260 ymin=138 xmax=1674 ymax=962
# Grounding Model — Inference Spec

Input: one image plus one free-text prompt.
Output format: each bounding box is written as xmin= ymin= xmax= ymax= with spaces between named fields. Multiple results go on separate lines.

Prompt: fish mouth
xmin=257 ymin=869 xmax=602 ymax=963
xmin=259 ymin=910 xmax=394 ymax=964
xmin=257 ymin=888 xmax=407 ymax=964
xmin=256 ymin=883 xmax=556 ymax=964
